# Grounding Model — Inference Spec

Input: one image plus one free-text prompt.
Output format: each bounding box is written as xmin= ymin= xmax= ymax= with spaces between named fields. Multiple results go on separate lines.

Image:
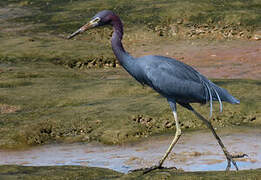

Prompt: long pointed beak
xmin=67 ymin=22 xmax=94 ymax=39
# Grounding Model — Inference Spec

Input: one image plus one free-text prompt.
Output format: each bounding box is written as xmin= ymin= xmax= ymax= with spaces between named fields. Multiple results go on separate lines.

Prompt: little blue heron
xmin=68 ymin=10 xmax=246 ymax=173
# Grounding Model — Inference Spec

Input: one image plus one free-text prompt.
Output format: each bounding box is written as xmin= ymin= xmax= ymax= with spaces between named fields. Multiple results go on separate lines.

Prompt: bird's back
xmin=133 ymin=55 xmax=239 ymax=107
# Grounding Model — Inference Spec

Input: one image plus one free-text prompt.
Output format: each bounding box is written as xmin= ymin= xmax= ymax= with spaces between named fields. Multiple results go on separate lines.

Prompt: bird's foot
xmin=130 ymin=165 xmax=177 ymax=174
xmin=225 ymin=153 xmax=248 ymax=171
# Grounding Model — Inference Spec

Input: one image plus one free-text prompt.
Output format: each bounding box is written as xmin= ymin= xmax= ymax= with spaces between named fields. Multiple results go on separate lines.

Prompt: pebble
xmin=253 ymin=34 xmax=261 ymax=40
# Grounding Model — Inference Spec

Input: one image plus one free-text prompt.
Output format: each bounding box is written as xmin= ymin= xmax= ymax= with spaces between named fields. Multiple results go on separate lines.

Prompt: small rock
xmin=176 ymin=18 xmax=183 ymax=24
xmin=231 ymin=30 xmax=237 ymax=35
xmin=83 ymin=135 xmax=90 ymax=141
xmin=165 ymin=121 xmax=173 ymax=128
xmin=243 ymin=119 xmax=249 ymax=123
xmin=250 ymin=117 xmax=256 ymax=121
xmin=253 ymin=34 xmax=261 ymax=40
xmin=96 ymin=120 xmax=102 ymax=124
xmin=144 ymin=117 xmax=152 ymax=123
xmin=169 ymin=24 xmax=179 ymax=36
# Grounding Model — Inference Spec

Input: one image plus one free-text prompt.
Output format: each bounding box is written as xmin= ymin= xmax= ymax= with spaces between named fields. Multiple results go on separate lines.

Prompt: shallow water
xmin=0 ymin=127 xmax=260 ymax=173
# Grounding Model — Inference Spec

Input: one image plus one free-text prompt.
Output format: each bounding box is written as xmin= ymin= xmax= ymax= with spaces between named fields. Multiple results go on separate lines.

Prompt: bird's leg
xmin=138 ymin=100 xmax=181 ymax=174
xmin=191 ymin=108 xmax=247 ymax=171
xmin=158 ymin=101 xmax=181 ymax=167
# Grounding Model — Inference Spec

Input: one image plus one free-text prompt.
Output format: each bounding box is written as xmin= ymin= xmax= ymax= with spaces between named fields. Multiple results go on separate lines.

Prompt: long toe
xmin=226 ymin=159 xmax=231 ymax=171
xmin=143 ymin=165 xmax=163 ymax=174
xmin=226 ymin=158 xmax=238 ymax=171
xmin=129 ymin=166 xmax=158 ymax=174
xmin=130 ymin=165 xmax=177 ymax=174
xmin=129 ymin=165 xmax=162 ymax=174
xmin=143 ymin=165 xmax=177 ymax=174
xmin=226 ymin=153 xmax=248 ymax=171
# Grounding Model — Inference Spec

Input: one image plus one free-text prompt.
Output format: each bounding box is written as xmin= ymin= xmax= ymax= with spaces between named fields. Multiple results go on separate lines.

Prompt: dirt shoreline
xmin=130 ymin=39 xmax=261 ymax=80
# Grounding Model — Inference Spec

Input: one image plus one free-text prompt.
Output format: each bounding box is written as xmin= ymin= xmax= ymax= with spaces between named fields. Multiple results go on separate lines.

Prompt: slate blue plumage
xmin=68 ymin=10 xmax=245 ymax=173
xmin=134 ymin=55 xmax=239 ymax=106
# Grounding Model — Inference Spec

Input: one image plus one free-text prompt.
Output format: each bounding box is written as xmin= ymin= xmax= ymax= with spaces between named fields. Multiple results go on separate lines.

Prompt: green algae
xmin=122 ymin=168 xmax=261 ymax=180
xmin=0 ymin=165 xmax=122 ymax=180
xmin=0 ymin=165 xmax=261 ymax=180
xmin=0 ymin=61 xmax=260 ymax=149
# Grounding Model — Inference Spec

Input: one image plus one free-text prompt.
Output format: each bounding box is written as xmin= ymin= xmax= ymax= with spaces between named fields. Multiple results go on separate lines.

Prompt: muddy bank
xmin=0 ymin=165 xmax=261 ymax=180
xmin=123 ymin=168 xmax=261 ymax=180
xmin=132 ymin=40 xmax=261 ymax=80
xmin=0 ymin=165 xmax=122 ymax=180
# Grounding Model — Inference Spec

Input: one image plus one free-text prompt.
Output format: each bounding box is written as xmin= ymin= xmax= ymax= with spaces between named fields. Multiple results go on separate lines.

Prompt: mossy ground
xmin=0 ymin=165 xmax=261 ymax=180
xmin=0 ymin=61 xmax=260 ymax=149
xmin=0 ymin=165 xmax=122 ymax=180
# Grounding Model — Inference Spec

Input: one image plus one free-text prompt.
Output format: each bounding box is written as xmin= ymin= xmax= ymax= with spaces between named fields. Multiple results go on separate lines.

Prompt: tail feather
xmin=210 ymin=82 xmax=240 ymax=104
xmin=212 ymin=87 xmax=223 ymax=112
xmin=203 ymin=82 xmax=213 ymax=118
xmin=201 ymin=79 xmax=239 ymax=118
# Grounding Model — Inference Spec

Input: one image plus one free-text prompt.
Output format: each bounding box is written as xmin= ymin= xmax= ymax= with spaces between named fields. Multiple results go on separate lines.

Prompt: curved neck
xmin=110 ymin=16 xmax=133 ymax=68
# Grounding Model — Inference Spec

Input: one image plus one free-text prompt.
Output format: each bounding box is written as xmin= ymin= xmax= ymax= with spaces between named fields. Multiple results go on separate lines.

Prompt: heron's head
xmin=67 ymin=10 xmax=116 ymax=39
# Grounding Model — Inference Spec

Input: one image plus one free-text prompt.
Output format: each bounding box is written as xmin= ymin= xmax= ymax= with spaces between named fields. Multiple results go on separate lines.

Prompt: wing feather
xmin=136 ymin=55 xmax=231 ymax=117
